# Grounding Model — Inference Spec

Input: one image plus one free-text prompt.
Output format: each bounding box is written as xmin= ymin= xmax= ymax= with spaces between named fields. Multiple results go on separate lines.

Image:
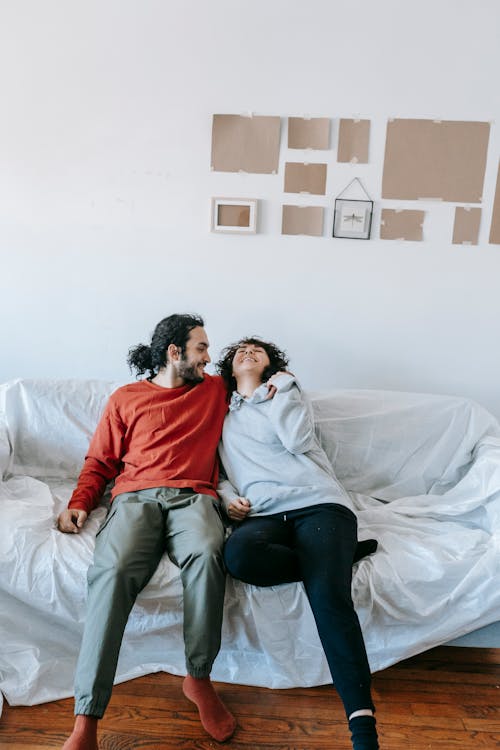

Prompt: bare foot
xmin=183 ymin=675 xmax=236 ymax=742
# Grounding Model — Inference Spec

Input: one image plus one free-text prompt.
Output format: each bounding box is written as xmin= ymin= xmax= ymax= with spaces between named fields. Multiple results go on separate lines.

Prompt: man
xmin=58 ymin=313 xmax=235 ymax=748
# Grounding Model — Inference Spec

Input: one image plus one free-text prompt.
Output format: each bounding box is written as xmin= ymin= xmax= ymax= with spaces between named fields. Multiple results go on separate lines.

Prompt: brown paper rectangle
xmin=380 ymin=209 xmax=425 ymax=241
xmin=337 ymin=119 xmax=370 ymax=163
xmin=489 ymin=162 xmax=500 ymax=244
xmin=382 ymin=119 xmax=490 ymax=202
xmin=211 ymin=114 xmax=281 ymax=173
xmin=452 ymin=207 xmax=481 ymax=245
xmin=288 ymin=117 xmax=330 ymax=149
xmin=284 ymin=162 xmax=327 ymax=195
xmin=282 ymin=205 xmax=324 ymax=236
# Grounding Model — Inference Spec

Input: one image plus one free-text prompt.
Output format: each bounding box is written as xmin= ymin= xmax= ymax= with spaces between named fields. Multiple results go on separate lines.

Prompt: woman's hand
xmin=264 ymin=370 xmax=294 ymax=399
xmin=227 ymin=498 xmax=251 ymax=521
xmin=266 ymin=370 xmax=293 ymax=386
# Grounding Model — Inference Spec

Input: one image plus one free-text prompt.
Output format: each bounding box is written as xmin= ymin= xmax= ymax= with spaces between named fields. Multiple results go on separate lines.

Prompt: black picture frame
xmin=333 ymin=198 xmax=373 ymax=239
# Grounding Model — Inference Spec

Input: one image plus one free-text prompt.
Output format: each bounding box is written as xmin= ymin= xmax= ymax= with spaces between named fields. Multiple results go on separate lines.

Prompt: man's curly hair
xmin=216 ymin=337 xmax=289 ymax=394
xmin=127 ymin=313 xmax=204 ymax=379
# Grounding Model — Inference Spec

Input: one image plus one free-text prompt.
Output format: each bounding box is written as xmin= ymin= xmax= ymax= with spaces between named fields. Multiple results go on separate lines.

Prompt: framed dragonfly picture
xmin=333 ymin=198 xmax=373 ymax=239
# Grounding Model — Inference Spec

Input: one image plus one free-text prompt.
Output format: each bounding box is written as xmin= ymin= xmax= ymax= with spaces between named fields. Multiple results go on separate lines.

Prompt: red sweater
xmin=68 ymin=375 xmax=228 ymax=514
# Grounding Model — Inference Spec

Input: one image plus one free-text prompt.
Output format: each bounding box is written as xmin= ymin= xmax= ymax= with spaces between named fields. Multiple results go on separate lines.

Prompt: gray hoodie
xmin=217 ymin=374 xmax=353 ymax=516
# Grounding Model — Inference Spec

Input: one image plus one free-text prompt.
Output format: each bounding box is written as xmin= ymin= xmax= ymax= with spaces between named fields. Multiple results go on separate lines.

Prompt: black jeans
xmin=224 ymin=503 xmax=374 ymax=717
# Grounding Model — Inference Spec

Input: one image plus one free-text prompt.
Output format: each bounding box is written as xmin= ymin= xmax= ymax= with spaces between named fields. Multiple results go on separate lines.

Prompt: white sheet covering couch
xmin=1 ymin=378 xmax=500 ymax=716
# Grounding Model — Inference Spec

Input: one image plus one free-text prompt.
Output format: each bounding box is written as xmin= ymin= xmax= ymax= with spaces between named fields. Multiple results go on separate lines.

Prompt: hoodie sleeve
xmin=217 ymin=476 xmax=241 ymax=511
xmin=266 ymin=374 xmax=316 ymax=455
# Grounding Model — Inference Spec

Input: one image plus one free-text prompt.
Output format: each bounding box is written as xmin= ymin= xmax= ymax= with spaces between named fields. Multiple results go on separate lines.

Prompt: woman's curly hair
xmin=216 ymin=337 xmax=289 ymax=394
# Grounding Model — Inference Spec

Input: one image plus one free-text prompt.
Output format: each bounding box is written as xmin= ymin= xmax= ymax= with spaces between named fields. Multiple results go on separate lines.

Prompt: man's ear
xmin=167 ymin=343 xmax=180 ymax=362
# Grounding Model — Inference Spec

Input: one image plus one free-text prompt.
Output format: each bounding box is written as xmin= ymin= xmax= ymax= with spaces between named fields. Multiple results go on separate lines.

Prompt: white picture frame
xmin=211 ymin=197 xmax=258 ymax=234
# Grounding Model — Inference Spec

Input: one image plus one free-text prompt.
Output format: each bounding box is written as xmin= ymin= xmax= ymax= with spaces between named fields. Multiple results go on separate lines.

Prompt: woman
xmin=216 ymin=337 xmax=379 ymax=750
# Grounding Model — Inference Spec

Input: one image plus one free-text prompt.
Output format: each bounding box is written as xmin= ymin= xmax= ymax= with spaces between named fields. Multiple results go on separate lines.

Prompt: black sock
xmin=348 ymin=715 xmax=379 ymax=750
xmin=353 ymin=539 xmax=378 ymax=564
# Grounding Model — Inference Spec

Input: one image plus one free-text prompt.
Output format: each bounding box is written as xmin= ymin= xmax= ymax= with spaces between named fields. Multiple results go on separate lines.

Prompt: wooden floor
xmin=1 ymin=646 xmax=499 ymax=750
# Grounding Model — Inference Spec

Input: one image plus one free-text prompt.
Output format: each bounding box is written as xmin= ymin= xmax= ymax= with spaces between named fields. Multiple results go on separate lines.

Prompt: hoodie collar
xmin=229 ymin=384 xmax=270 ymax=411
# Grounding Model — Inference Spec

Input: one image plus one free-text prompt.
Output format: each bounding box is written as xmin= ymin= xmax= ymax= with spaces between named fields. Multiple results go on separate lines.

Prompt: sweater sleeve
xmin=266 ymin=374 xmax=316 ymax=455
xmin=216 ymin=458 xmax=240 ymax=510
xmin=68 ymin=396 xmax=125 ymax=514
xmin=217 ymin=477 xmax=241 ymax=511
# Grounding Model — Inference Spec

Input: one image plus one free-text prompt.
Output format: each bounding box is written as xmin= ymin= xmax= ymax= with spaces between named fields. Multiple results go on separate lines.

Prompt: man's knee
xmin=177 ymin=531 xmax=224 ymax=574
xmin=190 ymin=544 xmax=224 ymax=569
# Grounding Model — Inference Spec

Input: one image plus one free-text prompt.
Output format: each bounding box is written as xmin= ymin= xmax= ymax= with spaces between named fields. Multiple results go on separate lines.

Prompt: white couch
xmin=1 ymin=378 xmax=500 ymax=716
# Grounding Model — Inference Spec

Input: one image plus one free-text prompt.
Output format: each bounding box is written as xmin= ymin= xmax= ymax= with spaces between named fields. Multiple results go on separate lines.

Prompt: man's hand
xmin=227 ymin=498 xmax=251 ymax=521
xmin=57 ymin=509 xmax=88 ymax=533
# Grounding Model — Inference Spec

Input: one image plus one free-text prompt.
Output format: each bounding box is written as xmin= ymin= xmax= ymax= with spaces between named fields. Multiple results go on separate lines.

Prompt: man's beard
xmin=178 ymin=359 xmax=204 ymax=384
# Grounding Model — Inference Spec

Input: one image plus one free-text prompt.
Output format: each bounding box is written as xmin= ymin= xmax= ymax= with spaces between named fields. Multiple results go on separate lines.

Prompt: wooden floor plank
xmin=1 ymin=646 xmax=499 ymax=749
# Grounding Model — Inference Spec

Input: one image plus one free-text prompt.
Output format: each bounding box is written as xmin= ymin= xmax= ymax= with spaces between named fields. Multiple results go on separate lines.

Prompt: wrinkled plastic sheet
xmin=1 ymin=379 xmax=500 ymax=714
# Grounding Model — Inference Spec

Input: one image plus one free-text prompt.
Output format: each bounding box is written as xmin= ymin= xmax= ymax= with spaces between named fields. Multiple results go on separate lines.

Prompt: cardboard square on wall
xmin=382 ymin=119 xmax=490 ymax=203
xmin=284 ymin=162 xmax=327 ymax=195
xmin=380 ymin=209 xmax=425 ymax=241
xmin=452 ymin=207 xmax=481 ymax=245
xmin=211 ymin=114 xmax=281 ymax=173
xmin=489 ymin=162 xmax=500 ymax=245
xmin=288 ymin=117 xmax=330 ymax=149
xmin=337 ymin=119 xmax=370 ymax=163
xmin=282 ymin=205 xmax=324 ymax=236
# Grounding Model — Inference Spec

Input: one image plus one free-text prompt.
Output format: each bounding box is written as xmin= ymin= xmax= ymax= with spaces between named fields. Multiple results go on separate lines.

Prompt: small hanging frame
xmin=333 ymin=178 xmax=373 ymax=240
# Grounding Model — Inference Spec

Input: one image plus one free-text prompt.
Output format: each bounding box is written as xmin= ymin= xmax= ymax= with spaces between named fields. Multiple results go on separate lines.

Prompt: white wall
xmin=1 ymin=0 xmax=500 ymax=415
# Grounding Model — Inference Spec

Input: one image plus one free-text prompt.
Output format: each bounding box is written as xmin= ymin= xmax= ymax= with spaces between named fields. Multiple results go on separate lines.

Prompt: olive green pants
xmin=74 ymin=487 xmax=226 ymax=717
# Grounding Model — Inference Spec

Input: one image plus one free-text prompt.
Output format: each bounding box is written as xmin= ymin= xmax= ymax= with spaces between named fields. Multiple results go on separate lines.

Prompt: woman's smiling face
xmin=232 ymin=342 xmax=271 ymax=380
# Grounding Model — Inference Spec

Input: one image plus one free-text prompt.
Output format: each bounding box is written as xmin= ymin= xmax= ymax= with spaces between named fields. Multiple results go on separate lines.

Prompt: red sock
xmin=62 ymin=715 xmax=98 ymax=750
xmin=182 ymin=675 xmax=236 ymax=742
